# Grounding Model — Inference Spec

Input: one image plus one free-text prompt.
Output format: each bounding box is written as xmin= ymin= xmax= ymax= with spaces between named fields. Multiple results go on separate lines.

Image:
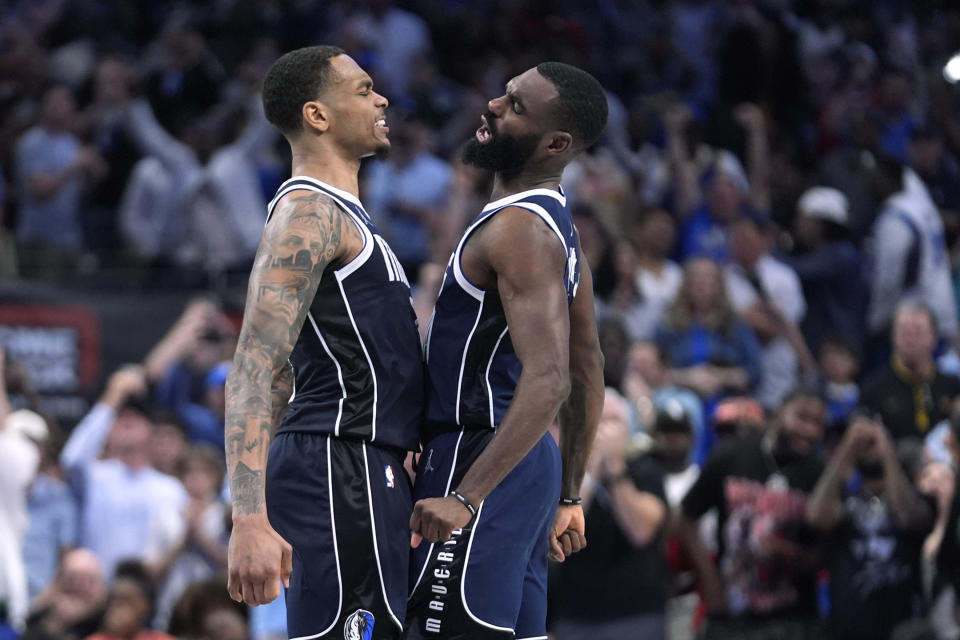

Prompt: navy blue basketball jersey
xmin=424 ymin=186 xmax=579 ymax=431
xmin=267 ymin=176 xmax=424 ymax=452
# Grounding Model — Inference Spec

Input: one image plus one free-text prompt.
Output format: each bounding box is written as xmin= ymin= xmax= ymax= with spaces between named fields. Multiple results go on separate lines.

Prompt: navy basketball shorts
xmin=404 ymin=429 xmax=561 ymax=640
xmin=266 ymin=432 xmax=413 ymax=640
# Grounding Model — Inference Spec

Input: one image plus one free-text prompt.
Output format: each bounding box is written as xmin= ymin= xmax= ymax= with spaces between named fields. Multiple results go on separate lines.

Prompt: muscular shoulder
xmin=264 ymin=190 xmax=363 ymax=269
xmin=476 ymin=206 xmax=566 ymax=268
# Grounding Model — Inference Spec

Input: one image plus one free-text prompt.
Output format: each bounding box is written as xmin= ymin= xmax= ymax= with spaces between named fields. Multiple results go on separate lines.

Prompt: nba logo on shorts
xmin=344 ymin=609 xmax=374 ymax=640
xmin=384 ymin=465 xmax=395 ymax=488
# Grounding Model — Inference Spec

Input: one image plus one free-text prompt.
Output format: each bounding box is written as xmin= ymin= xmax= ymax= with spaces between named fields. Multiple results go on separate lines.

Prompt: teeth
xmin=376 ymin=118 xmax=386 ymax=126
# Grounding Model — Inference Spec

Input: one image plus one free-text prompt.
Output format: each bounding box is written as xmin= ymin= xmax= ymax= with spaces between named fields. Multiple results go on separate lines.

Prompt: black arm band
xmin=559 ymin=496 xmax=583 ymax=506
xmin=449 ymin=490 xmax=477 ymax=516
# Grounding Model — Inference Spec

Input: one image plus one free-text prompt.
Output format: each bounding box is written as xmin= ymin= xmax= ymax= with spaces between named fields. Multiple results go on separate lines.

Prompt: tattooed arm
xmin=270 ymin=361 xmax=294 ymax=429
xmin=550 ymin=252 xmax=605 ymax=562
xmin=225 ymin=191 xmax=360 ymax=606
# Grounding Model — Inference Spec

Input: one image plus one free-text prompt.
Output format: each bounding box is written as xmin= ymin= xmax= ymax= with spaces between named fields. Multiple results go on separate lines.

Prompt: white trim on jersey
xmin=376 ymin=235 xmax=396 ymax=281
xmin=335 ymin=272 xmax=379 ymax=440
xmin=460 ymin=501 xmax=516 ymax=634
xmin=455 ymin=302 xmax=486 ymax=425
xmin=509 ymin=202 xmax=569 ymax=256
xmin=361 ymin=443 xmax=403 ymax=631
xmin=286 ymin=175 xmax=364 ymax=209
xmin=289 ymin=438 xmax=343 ymax=640
xmin=412 ymin=428 xmax=466 ymax=592
xmin=287 ymin=358 xmax=297 ymax=403
xmin=481 ymin=186 xmax=566 ymax=212
xmin=516 ymin=636 xmax=548 ymax=639
xmin=485 ymin=328 xmax=509 ymax=430
xmin=330 ymin=202 xmax=375 ymax=280
xmin=307 ymin=312 xmax=346 ymax=435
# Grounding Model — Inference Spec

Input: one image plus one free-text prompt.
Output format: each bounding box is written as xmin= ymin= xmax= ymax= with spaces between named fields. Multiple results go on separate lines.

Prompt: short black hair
xmin=535 ymin=61 xmax=608 ymax=150
xmin=262 ymin=45 xmax=346 ymax=136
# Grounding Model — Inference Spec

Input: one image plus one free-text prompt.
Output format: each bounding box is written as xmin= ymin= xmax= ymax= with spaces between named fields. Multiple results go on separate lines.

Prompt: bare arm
xmin=225 ymin=191 xmax=360 ymax=605
xmin=606 ymin=474 xmax=667 ymax=548
xmin=677 ymin=513 xmax=726 ymax=613
xmin=0 ymin=347 xmax=10 ymax=427
xmin=557 ymin=255 xmax=604 ymax=499
xmin=270 ymin=361 xmax=294 ymax=429
xmin=550 ymin=254 xmax=605 ymax=561
xmin=454 ymin=209 xmax=571 ymax=504
xmin=874 ymin=424 xmax=932 ymax=530
xmin=410 ymin=208 xmax=571 ymax=545
xmin=805 ymin=432 xmax=855 ymax=531
xmin=734 ymin=103 xmax=770 ymax=212
xmin=663 ymin=104 xmax=700 ymax=218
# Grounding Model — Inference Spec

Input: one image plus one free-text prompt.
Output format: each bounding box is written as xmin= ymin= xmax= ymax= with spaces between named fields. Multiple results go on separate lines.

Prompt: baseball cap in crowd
xmin=797 ymin=186 xmax=849 ymax=226
xmin=700 ymin=149 xmax=750 ymax=195
xmin=654 ymin=398 xmax=692 ymax=434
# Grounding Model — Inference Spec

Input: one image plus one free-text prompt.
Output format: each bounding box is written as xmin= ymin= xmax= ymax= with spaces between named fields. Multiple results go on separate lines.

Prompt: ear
xmin=545 ymin=131 xmax=574 ymax=155
xmin=302 ymin=100 xmax=330 ymax=134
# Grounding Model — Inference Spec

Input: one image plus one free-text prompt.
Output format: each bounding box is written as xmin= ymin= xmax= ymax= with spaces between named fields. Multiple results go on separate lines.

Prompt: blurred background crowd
xmin=2 ymin=0 xmax=960 ymax=639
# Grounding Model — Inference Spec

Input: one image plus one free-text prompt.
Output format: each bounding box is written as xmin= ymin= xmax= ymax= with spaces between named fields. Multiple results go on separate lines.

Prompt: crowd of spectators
xmin=2 ymin=0 xmax=960 ymax=639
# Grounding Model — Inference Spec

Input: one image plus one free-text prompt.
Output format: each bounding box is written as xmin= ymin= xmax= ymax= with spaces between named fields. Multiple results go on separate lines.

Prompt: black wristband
xmin=559 ymin=496 xmax=583 ymax=506
xmin=449 ymin=490 xmax=477 ymax=516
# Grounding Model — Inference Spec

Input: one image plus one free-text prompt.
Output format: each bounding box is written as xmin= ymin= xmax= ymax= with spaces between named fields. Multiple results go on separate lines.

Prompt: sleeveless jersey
xmin=267 ymin=176 xmax=424 ymax=451
xmin=424 ymin=186 xmax=579 ymax=431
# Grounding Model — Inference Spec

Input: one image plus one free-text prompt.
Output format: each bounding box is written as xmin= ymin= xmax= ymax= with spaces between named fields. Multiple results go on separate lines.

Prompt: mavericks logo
xmin=344 ymin=609 xmax=374 ymax=640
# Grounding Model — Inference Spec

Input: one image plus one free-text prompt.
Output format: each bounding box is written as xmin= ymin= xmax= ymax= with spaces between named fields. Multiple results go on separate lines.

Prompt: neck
xmin=489 ymin=169 xmax=562 ymax=201
xmin=896 ymin=354 xmax=932 ymax=378
xmin=291 ymin=146 xmax=362 ymax=198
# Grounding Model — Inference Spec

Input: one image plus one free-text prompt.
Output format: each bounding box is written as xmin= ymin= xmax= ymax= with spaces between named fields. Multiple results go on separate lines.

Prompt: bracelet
xmin=559 ymin=496 xmax=583 ymax=506
xmin=448 ymin=490 xmax=477 ymax=516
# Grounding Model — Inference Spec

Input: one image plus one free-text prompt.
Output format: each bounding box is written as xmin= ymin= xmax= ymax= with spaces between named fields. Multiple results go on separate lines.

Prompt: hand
xmin=592 ymin=414 xmax=629 ymax=479
xmin=685 ymin=365 xmax=723 ymax=397
xmin=101 ymin=365 xmax=148 ymax=409
xmin=549 ymin=504 xmax=586 ymax=562
xmin=409 ymin=495 xmax=473 ymax=548
xmin=184 ymin=500 xmax=206 ymax=539
xmin=866 ymin=420 xmax=895 ymax=461
xmin=227 ymin=515 xmax=292 ymax=606
xmin=734 ymin=102 xmax=765 ymax=132
xmin=75 ymin=146 xmax=107 ymax=178
xmin=662 ymin=103 xmax=693 ymax=133
xmin=841 ymin=416 xmax=878 ymax=457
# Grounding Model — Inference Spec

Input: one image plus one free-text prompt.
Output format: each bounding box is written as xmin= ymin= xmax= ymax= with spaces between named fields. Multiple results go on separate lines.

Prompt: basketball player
xmin=405 ymin=62 xmax=607 ymax=639
xmin=224 ymin=46 xmax=424 ymax=640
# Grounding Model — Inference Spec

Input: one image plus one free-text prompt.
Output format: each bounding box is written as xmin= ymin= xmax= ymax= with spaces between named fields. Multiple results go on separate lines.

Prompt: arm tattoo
xmin=558 ymin=379 xmax=590 ymax=497
xmin=225 ymin=192 xmax=353 ymax=516
xmin=271 ymin=361 xmax=294 ymax=428
xmin=230 ymin=461 xmax=265 ymax=515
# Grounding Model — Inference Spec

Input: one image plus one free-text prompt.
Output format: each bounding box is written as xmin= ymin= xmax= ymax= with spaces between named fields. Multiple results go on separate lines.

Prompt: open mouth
xmin=375 ymin=116 xmax=389 ymax=135
xmin=475 ymin=114 xmax=492 ymax=144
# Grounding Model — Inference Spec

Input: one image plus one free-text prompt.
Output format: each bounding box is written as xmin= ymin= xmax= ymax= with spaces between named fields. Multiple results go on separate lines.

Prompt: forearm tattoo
xmin=225 ymin=193 xmax=348 ymax=516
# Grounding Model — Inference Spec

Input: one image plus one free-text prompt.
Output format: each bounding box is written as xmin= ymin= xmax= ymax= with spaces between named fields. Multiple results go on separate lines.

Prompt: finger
xmin=548 ymin=535 xmax=565 ymax=563
xmin=264 ymin=577 xmax=282 ymax=604
xmin=411 ymin=532 xmax=423 ymax=549
xmin=565 ymin=531 xmax=587 ymax=554
xmin=281 ymin=543 xmax=293 ymax=589
xmin=242 ymin=580 xmax=258 ymax=606
xmin=251 ymin=578 xmax=268 ymax=606
xmin=227 ymin=571 xmax=242 ymax=602
xmin=561 ymin=533 xmax=574 ymax=557
xmin=409 ymin=503 xmax=423 ymax=536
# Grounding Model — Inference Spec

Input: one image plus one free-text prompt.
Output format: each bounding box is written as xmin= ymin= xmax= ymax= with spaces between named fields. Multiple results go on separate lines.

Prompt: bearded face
xmin=462 ymin=110 xmax=541 ymax=181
